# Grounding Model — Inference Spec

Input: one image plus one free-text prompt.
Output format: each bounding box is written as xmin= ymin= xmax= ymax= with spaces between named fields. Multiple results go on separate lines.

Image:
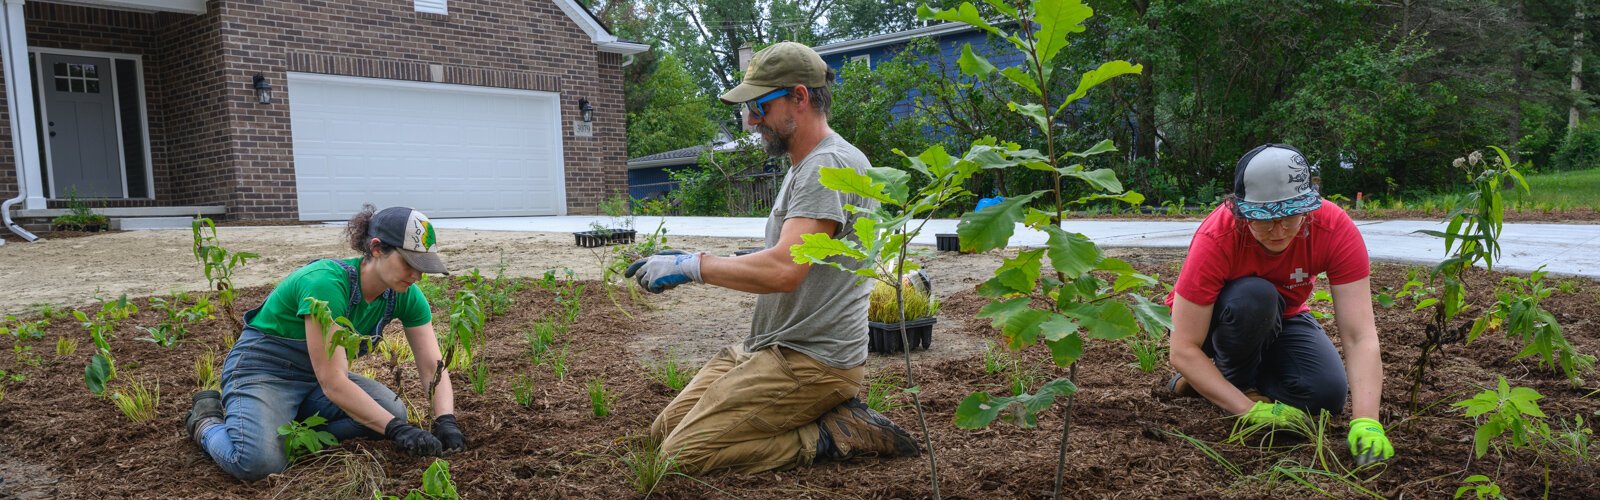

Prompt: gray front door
xmin=40 ymin=53 xmax=123 ymax=198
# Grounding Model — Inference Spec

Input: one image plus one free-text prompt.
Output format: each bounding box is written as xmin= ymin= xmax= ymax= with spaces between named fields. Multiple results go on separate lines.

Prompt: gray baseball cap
xmin=369 ymin=207 xmax=449 ymax=274
xmin=1232 ymin=144 xmax=1321 ymax=220
xmin=718 ymin=42 xmax=829 ymax=105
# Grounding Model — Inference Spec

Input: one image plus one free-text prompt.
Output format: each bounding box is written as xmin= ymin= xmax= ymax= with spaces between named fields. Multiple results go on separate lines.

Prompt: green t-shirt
xmin=248 ymin=258 xmax=432 ymax=341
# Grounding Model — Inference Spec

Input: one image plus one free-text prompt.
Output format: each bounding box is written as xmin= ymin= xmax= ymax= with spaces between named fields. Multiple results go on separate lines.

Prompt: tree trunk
xmin=1570 ymin=1 xmax=1585 ymax=134
xmin=1510 ymin=0 xmax=1526 ymax=160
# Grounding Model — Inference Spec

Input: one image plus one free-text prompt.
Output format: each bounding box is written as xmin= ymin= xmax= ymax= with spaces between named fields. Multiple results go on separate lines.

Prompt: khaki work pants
xmin=648 ymin=344 xmax=864 ymax=474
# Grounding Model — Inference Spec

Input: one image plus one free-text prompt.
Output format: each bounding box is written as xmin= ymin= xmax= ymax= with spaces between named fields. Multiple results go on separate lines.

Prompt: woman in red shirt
xmin=1167 ymin=144 xmax=1394 ymax=466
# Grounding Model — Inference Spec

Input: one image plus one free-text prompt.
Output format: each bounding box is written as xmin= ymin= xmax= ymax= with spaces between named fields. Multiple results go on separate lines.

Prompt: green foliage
xmin=830 ymin=56 xmax=937 ymax=177
xmin=586 ymin=377 xmax=613 ymax=417
xmin=1470 ymin=266 xmax=1595 ymax=384
xmin=625 ymin=52 xmax=716 ymax=159
xmin=1408 ymin=146 xmax=1527 ymax=411
xmin=1452 ymin=377 xmax=1549 ymax=458
xmin=547 ymin=343 xmax=570 ymax=382
xmin=511 ymin=373 xmax=535 ymax=408
xmin=73 ymin=309 xmax=117 ymax=395
xmin=304 ymin=297 xmax=365 ymax=362
xmin=1551 ymin=119 xmax=1600 ymax=172
xmin=1307 ymin=288 xmax=1335 ymax=321
xmin=191 ymin=217 xmax=259 ymax=324
xmin=867 ymin=278 xmax=939 ymax=323
xmin=619 ymin=436 xmax=679 ymax=495
xmin=1454 ymin=475 xmax=1506 ymax=500
xmin=416 ymin=274 xmax=448 ymax=308
xmin=278 ymin=413 xmax=338 ymax=463
xmin=524 ymin=321 xmax=558 ymax=365
xmin=1 ymin=315 xmax=48 ymax=341
xmin=454 ymin=266 xmax=523 ymax=318
xmin=643 ymin=349 xmax=696 ymax=392
xmin=110 ymin=378 xmax=159 ymax=423
xmin=97 ymin=293 xmax=139 ymax=322
xmin=866 ymin=372 xmax=904 ymax=414
xmin=140 ymin=295 xmax=214 ymax=347
xmin=374 ymin=459 xmax=458 ymax=500
xmin=51 ymin=190 xmax=108 ymax=230
xmin=0 ymin=369 xmax=21 ymax=403
xmin=55 ymin=336 xmax=77 ymax=357
xmin=467 ymin=361 xmax=490 ymax=395
xmin=195 ymin=348 xmax=221 ymax=392
xmin=955 ymin=378 xmax=1078 ymax=429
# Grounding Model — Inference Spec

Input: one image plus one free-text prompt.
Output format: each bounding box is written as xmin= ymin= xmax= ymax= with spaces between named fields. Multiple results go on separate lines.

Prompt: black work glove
xmin=432 ymin=414 xmax=467 ymax=454
xmin=385 ymin=417 xmax=443 ymax=457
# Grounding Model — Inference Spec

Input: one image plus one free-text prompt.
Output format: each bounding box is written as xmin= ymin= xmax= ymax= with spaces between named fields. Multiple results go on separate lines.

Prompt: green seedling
xmin=192 ymin=217 xmax=259 ymax=329
xmin=97 ymin=293 xmax=138 ymax=322
xmin=1 ymin=315 xmax=49 ymax=341
xmin=195 ymin=348 xmax=221 ymax=392
xmin=1470 ymin=266 xmax=1595 ymax=385
xmin=373 ymin=335 xmax=414 ymax=363
xmin=587 ymin=377 xmax=613 ymax=417
xmin=620 ymin=436 xmax=681 ymax=495
xmin=278 ymin=413 xmax=338 ymax=463
xmin=511 ymin=373 xmax=536 ymax=407
xmin=0 ymin=370 xmax=22 ymax=404
xmin=31 ymin=303 xmax=61 ymax=321
xmin=375 ymin=458 xmax=458 ymax=500
xmin=12 ymin=343 xmax=40 ymax=367
xmin=1452 ymin=376 xmax=1550 ymax=458
xmin=866 ymin=372 xmax=904 ymax=413
xmin=1308 ymin=289 xmax=1335 ymax=321
xmin=981 ymin=342 xmax=1007 ymax=375
xmin=1126 ymin=295 xmax=1169 ymax=373
xmin=74 ymin=309 xmax=117 ymax=395
xmin=547 ymin=343 xmax=570 ymax=382
xmin=303 ymin=297 xmax=365 ymax=362
xmin=468 ymin=361 xmax=490 ymax=395
xmin=111 ymin=378 xmax=160 ymax=423
xmin=429 ymin=290 xmax=484 ymax=416
xmin=1407 ymin=146 xmax=1528 ymax=412
xmin=1454 ymin=475 xmax=1506 ymax=500
xmin=643 ymin=349 xmax=696 ymax=392
xmin=55 ymin=336 xmax=77 ymax=357
xmin=417 ymin=274 xmax=449 ymax=309
xmin=525 ymin=321 xmax=558 ymax=364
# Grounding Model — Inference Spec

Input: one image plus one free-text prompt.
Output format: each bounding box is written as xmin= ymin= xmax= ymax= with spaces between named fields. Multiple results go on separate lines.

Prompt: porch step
xmin=15 ymin=206 xmax=225 ymax=218
xmin=110 ymin=216 xmax=196 ymax=230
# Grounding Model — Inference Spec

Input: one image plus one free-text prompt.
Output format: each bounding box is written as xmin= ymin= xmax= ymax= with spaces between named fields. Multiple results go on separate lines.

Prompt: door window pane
xmin=53 ymin=62 xmax=66 ymax=77
xmin=69 ymin=64 xmax=82 ymax=78
xmin=70 ymin=79 xmax=83 ymax=93
xmin=86 ymin=80 xmax=99 ymax=93
xmin=54 ymin=78 xmax=67 ymax=92
xmin=82 ymin=64 xmax=97 ymax=79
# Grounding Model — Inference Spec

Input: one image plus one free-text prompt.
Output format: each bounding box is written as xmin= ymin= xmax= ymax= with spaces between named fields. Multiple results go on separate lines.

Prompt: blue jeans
xmin=1204 ymin=277 xmax=1349 ymax=416
xmin=198 ymin=328 xmax=406 ymax=481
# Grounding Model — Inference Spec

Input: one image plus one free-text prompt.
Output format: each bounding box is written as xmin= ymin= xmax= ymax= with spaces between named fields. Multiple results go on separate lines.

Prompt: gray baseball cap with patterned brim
xmin=1232 ymin=143 xmax=1321 ymax=220
xmin=718 ymin=42 xmax=829 ymax=105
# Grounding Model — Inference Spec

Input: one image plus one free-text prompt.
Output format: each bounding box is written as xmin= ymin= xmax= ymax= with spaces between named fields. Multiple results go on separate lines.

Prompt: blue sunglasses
xmin=742 ymin=88 xmax=791 ymax=118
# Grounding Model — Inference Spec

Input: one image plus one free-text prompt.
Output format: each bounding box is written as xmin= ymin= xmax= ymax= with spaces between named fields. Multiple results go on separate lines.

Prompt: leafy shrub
xmin=278 ymin=413 xmax=338 ymax=463
xmin=1470 ymin=267 xmax=1596 ymax=384
xmin=1551 ymin=119 xmax=1600 ymax=172
xmin=51 ymin=191 xmax=108 ymax=231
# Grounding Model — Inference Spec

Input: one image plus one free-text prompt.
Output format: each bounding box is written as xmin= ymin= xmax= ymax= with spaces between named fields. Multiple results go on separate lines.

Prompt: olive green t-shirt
xmin=247 ymin=258 xmax=432 ymax=341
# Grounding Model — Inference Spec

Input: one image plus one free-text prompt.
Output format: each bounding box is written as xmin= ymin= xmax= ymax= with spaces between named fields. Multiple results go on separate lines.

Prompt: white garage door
xmin=288 ymin=73 xmax=566 ymax=221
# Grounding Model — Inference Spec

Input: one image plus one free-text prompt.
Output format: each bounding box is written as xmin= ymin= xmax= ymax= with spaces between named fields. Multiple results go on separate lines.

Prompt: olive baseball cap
xmin=370 ymin=207 xmax=449 ymax=274
xmin=718 ymin=42 xmax=829 ymax=105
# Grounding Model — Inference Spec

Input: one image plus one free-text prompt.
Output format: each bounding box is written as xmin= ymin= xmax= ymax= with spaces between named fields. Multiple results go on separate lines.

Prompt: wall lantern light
xmin=252 ymin=74 xmax=272 ymax=104
xmin=578 ymin=97 xmax=594 ymax=123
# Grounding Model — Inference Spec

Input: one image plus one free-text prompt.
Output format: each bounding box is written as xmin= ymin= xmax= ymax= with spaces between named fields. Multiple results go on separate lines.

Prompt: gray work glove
xmin=623 ymin=250 xmax=703 ymax=293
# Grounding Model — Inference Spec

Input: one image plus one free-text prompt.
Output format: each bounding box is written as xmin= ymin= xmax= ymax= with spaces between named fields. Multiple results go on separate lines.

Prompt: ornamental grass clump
xmin=868 ymin=278 xmax=938 ymax=323
xmin=111 ymin=378 xmax=160 ymax=423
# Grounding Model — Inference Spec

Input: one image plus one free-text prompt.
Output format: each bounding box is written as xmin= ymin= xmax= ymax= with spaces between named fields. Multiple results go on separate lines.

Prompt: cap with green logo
xmin=369 ymin=206 xmax=449 ymax=274
xmin=718 ymin=41 xmax=829 ymax=105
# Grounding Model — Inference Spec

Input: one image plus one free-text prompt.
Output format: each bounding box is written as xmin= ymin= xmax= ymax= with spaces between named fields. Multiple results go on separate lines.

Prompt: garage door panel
xmin=289 ymin=73 xmax=565 ymax=220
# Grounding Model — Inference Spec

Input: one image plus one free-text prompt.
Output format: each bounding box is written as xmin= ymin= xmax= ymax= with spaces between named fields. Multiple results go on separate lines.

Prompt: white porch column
xmin=1 ymin=0 xmax=44 ymax=209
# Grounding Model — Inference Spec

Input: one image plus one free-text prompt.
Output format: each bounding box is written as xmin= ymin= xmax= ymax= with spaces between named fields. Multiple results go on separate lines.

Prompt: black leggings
xmin=1203 ymin=277 xmax=1348 ymax=416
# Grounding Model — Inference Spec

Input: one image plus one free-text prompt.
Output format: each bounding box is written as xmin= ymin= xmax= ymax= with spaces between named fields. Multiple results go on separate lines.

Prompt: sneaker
xmin=816 ymin=397 xmax=920 ymax=460
xmin=186 ymin=390 xmax=223 ymax=439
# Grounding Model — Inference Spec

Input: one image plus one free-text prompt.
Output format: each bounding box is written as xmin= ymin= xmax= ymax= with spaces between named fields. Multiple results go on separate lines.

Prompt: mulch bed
xmin=0 ymin=261 xmax=1596 ymax=498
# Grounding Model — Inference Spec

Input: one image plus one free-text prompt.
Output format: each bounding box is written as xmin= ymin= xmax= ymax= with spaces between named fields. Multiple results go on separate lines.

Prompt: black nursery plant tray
xmin=574 ymin=229 xmax=636 ymax=248
xmin=867 ymin=317 xmax=936 ymax=354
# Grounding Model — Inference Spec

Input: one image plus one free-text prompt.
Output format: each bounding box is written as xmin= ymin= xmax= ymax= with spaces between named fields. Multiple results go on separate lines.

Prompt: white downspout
xmin=0 ymin=0 xmax=40 ymax=243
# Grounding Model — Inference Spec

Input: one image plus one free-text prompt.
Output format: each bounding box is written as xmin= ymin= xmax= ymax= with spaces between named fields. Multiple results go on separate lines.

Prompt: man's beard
xmin=755 ymin=117 xmax=797 ymax=157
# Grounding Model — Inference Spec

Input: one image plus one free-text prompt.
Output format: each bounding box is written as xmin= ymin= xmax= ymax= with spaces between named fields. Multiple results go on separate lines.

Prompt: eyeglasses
xmin=1246 ymin=214 xmax=1307 ymax=233
xmin=742 ymin=88 xmax=791 ymax=119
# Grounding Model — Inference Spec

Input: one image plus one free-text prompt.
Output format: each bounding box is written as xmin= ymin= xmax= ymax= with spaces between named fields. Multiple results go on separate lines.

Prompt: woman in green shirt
xmin=184 ymin=205 xmax=465 ymax=481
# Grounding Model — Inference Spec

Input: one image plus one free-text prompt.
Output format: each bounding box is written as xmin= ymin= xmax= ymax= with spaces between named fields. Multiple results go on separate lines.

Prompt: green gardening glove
xmin=1240 ymin=401 xmax=1308 ymax=428
xmin=1347 ymin=417 xmax=1394 ymax=466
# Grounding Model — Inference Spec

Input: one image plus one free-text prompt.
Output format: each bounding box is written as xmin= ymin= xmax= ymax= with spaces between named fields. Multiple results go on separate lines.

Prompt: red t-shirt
xmin=1168 ymin=200 xmax=1370 ymax=317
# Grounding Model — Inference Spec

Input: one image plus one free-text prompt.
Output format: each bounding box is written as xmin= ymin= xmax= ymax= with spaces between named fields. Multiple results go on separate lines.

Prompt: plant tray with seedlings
xmin=573 ymin=229 xmax=636 ymax=248
xmin=934 ymin=234 xmax=966 ymax=253
xmin=867 ymin=317 xmax=936 ymax=354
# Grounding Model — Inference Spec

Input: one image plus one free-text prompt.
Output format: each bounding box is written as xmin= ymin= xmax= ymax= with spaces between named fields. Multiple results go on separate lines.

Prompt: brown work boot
xmin=816 ymin=397 xmax=920 ymax=460
xmin=186 ymin=390 xmax=223 ymax=441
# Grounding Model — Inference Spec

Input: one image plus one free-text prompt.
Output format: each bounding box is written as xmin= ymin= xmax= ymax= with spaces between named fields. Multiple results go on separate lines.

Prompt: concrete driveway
xmin=427 ymin=215 xmax=1600 ymax=278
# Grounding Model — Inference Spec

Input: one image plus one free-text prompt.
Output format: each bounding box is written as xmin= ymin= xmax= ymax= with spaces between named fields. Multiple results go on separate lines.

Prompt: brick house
xmin=0 ymin=0 xmax=645 ymax=237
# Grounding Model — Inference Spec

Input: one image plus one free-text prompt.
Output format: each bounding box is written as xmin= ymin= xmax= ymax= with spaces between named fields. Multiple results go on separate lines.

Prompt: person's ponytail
xmin=344 ymin=203 xmax=378 ymax=255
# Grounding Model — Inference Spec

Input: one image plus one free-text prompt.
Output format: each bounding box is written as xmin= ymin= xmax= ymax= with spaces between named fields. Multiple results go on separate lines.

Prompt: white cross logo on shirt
xmin=1290 ymin=268 xmax=1309 ymax=283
